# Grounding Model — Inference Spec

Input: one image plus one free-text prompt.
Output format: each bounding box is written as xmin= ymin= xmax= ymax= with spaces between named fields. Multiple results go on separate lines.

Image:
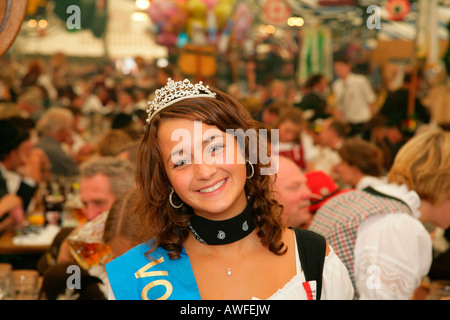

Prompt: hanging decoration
xmin=147 ymin=0 xmax=189 ymax=48
xmin=386 ymin=0 xmax=410 ymax=21
xmin=147 ymin=0 xmax=236 ymax=48
xmin=261 ymin=0 xmax=291 ymax=26
xmin=26 ymin=0 xmax=47 ymax=17
xmin=298 ymin=26 xmax=333 ymax=86
xmin=146 ymin=0 xmax=240 ymax=80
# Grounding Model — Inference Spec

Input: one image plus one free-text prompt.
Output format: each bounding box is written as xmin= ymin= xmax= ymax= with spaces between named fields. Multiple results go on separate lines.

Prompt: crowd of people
xmin=0 ymin=51 xmax=449 ymax=300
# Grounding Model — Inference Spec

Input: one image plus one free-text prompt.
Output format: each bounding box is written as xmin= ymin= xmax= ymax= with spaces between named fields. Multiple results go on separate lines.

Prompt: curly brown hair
xmin=135 ymin=87 xmax=286 ymax=260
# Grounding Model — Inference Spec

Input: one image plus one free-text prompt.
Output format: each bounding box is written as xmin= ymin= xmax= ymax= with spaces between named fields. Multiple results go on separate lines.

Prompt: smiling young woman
xmin=105 ymin=78 xmax=353 ymax=300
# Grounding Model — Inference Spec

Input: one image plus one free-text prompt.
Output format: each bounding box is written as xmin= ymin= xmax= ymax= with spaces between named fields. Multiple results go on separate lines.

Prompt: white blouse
xmin=353 ymin=184 xmax=432 ymax=299
xmin=253 ymin=230 xmax=354 ymax=300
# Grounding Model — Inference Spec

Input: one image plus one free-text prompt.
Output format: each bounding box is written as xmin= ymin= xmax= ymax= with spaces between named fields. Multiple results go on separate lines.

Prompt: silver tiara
xmin=146 ymin=78 xmax=216 ymax=124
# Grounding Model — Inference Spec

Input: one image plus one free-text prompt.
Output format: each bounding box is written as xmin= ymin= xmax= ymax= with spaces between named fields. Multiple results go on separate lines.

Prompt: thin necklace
xmin=193 ymin=241 xmax=254 ymax=276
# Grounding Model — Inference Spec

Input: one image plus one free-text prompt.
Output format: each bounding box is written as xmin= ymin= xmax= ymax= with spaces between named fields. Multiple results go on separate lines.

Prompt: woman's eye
xmin=209 ymin=144 xmax=224 ymax=155
xmin=174 ymin=159 xmax=190 ymax=168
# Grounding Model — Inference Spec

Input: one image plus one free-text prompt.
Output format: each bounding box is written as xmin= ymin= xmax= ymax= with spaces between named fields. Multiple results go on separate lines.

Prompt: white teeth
xmin=199 ymin=179 xmax=226 ymax=193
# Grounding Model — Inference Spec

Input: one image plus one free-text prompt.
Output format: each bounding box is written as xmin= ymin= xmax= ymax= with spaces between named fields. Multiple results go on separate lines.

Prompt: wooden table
xmin=0 ymin=229 xmax=50 ymax=255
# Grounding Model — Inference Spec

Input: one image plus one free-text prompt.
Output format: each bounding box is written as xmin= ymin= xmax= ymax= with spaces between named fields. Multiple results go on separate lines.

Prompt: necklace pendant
xmin=227 ymin=268 xmax=231 ymax=276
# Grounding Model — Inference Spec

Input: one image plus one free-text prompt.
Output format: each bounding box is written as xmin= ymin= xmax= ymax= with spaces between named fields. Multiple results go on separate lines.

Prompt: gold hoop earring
xmin=246 ymin=160 xmax=254 ymax=179
xmin=169 ymin=187 xmax=183 ymax=209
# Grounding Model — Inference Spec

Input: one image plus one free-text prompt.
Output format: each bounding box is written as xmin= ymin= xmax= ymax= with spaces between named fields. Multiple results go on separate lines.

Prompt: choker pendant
xmin=187 ymin=200 xmax=256 ymax=245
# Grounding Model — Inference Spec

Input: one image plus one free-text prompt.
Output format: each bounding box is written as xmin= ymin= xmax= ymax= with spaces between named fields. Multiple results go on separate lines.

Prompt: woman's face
xmin=158 ymin=118 xmax=248 ymax=220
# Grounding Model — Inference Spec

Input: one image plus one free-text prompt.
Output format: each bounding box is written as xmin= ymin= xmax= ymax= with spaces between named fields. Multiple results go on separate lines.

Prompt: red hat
xmin=305 ymin=171 xmax=351 ymax=213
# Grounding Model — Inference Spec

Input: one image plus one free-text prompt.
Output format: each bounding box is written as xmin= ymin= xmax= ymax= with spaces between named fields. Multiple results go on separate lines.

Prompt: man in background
xmin=57 ymin=156 xmax=135 ymax=264
xmin=0 ymin=118 xmax=37 ymax=230
xmin=39 ymin=157 xmax=135 ymax=299
xmin=272 ymin=155 xmax=313 ymax=228
xmin=332 ymin=56 xmax=376 ymax=137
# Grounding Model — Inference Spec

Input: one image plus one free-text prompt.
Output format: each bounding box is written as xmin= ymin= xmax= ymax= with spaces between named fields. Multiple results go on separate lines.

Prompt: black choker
xmin=187 ymin=200 xmax=256 ymax=245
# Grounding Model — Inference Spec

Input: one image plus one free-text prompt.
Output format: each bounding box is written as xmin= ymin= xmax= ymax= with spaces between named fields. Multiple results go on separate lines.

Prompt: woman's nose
xmin=193 ymin=161 xmax=217 ymax=180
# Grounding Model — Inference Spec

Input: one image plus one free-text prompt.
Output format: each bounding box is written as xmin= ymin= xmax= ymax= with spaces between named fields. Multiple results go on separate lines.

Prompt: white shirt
xmin=0 ymin=163 xmax=36 ymax=194
xmin=310 ymin=146 xmax=341 ymax=176
xmin=82 ymin=95 xmax=103 ymax=114
xmin=301 ymin=132 xmax=318 ymax=163
xmin=354 ymin=184 xmax=432 ymax=299
xmin=332 ymin=73 xmax=376 ymax=123
xmin=355 ymin=175 xmax=388 ymax=190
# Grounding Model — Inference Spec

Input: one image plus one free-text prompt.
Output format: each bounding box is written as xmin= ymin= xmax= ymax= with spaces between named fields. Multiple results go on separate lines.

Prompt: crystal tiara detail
xmin=146 ymin=78 xmax=217 ymax=124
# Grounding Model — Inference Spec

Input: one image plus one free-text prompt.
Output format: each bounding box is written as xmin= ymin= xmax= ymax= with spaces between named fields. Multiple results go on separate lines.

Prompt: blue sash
xmin=105 ymin=242 xmax=201 ymax=300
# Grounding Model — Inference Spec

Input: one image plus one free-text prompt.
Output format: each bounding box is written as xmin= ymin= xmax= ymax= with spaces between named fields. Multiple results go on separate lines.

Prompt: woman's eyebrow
xmin=167 ymin=148 xmax=185 ymax=164
xmin=202 ymin=134 xmax=222 ymax=144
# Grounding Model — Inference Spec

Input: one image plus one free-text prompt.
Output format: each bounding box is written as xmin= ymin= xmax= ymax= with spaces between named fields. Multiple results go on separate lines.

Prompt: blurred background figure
xmin=116 ymin=141 xmax=139 ymax=169
xmin=260 ymin=99 xmax=289 ymax=128
xmin=34 ymin=107 xmax=80 ymax=177
xmin=37 ymin=157 xmax=136 ymax=299
xmin=94 ymin=129 xmax=133 ymax=158
xmin=0 ymin=118 xmax=38 ymax=229
xmin=0 ymin=194 xmax=23 ymax=233
xmin=334 ymin=137 xmax=386 ymax=189
xmin=317 ymin=117 xmax=350 ymax=151
xmin=312 ymin=117 xmax=350 ymax=178
xmin=365 ymin=114 xmax=392 ymax=172
xmin=378 ymin=72 xmax=431 ymax=128
xmin=110 ymin=112 xmax=143 ymax=141
xmin=21 ymin=60 xmax=58 ymax=106
xmin=332 ymin=56 xmax=376 ymax=137
xmin=256 ymin=79 xmax=287 ymax=122
xmin=274 ymin=107 xmax=317 ymax=172
xmin=57 ymin=157 xmax=135 ymax=265
xmin=272 ymin=155 xmax=313 ymax=229
xmin=295 ymin=73 xmax=330 ymax=121
xmin=310 ymin=128 xmax=450 ymax=299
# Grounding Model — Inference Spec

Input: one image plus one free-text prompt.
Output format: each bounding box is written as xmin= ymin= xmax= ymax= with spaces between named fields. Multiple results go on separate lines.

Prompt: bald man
xmin=272 ymin=155 xmax=313 ymax=228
